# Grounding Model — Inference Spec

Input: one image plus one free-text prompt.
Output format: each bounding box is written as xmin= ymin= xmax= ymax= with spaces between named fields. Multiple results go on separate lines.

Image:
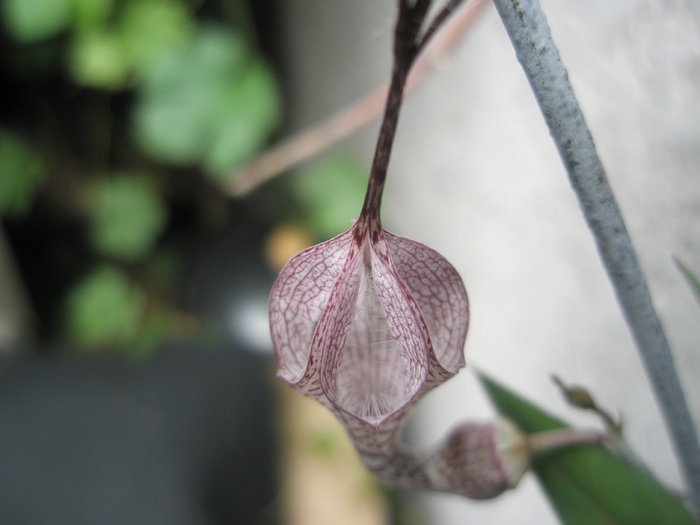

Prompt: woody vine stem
xmin=491 ymin=0 xmax=700 ymax=514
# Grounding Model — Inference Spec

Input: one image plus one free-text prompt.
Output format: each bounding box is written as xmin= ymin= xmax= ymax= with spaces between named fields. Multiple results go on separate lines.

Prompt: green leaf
xmin=479 ymin=373 xmax=694 ymax=525
xmin=675 ymin=258 xmax=700 ymax=307
xmin=1 ymin=0 xmax=73 ymax=42
xmin=133 ymin=26 xmax=249 ymax=164
xmin=133 ymin=25 xmax=279 ymax=174
xmin=292 ymin=156 xmax=367 ymax=239
xmin=90 ymin=174 xmax=167 ymax=261
xmin=69 ymin=31 xmax=129 ymax=88
xmin=119 ymin=0 xmax=193 ymax=71
xmin=73 ymin=0 xmax=114 ymax=32
xmin=0 ymin=130 xmax=46 ymax=216
xmin=204 ymin=60 xmax=280 ymax=177
xmin=66 ymin=265 xmax=145 ymax=349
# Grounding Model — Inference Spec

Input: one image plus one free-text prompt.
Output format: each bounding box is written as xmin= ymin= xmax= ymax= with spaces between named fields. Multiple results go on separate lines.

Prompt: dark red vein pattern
xmin=266 ymin=222 xmax=533 ymax=499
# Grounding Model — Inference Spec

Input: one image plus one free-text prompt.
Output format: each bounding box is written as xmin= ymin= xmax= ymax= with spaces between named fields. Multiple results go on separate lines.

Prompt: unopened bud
xmin=552 ymin=375 xmax=597 ymax=410
xmin=426 ymin=418 xmax=602 ymax=500
xmin=430 ymin=418 xmax=530 ymax=499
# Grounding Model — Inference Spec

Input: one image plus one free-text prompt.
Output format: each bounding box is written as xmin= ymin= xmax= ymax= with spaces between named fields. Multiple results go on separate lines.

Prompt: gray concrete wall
xmin=279 ymin=1 xmax=700 ymax=523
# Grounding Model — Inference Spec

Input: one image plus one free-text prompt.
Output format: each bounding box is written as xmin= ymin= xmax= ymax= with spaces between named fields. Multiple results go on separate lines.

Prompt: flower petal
xmin=269 ymin=228 xmax=354 ymax=386
xmin=322 ymin=239 xmax=429 ymax=424
xmin=384 ymin=231 xmax=468 ymax=375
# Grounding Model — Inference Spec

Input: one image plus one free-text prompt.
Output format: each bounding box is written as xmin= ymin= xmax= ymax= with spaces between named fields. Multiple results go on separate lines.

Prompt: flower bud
xmin=429 ymin=418 xmax=530 ymax=499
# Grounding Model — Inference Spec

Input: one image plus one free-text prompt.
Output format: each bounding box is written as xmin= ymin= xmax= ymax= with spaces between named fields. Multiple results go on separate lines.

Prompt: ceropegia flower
xmin=269 ymin=226 xmax=600 ymax=498
xmin=269 ymin=0 xmax=601 ymax=500
xmin=266 ymin=0 xmax=496 ymax=497
xmin=269 ymin=212 xmax=471 ymax=483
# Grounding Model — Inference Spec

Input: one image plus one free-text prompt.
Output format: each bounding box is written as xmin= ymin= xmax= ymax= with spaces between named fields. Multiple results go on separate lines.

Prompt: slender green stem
xmin=491 ymin=0 xmax=700 ymax=515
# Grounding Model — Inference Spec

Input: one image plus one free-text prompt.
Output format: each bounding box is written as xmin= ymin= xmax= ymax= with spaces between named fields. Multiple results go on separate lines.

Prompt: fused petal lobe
xmin=325 ymin=240 xmax=429 ymax=425
xmin=269 ymin=229 xmax=354 ymax=384
xmin=270 ymin=225 xmax=469 ymax=428
xmin=384 ymin=231 xmax=468 ymax=374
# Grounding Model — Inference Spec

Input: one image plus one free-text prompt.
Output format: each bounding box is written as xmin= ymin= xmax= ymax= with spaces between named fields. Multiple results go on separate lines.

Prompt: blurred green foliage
xmin=134 ymin=25 xmax=280 ymax=176
xmin=0 ymin=0 xmax=282 ymax=355
xmin=2 ymin=0 xmax=75 ymax=42
xmin=69 ymin=0 xmax=195 ymax=88
xmin=66 ymin=264 xmax=182 ymax=357
xmin=89 ymin=174 xmax=167 ymax=261
xmin=66 ymin=265 xmax=146 ymax=349
xmin=1 ymin=0 xmax=369 ymax=356
xmin=73 ymin=0 xmax=114 ymax=31
xmin=293 ymin=156 xmax=367 ymax=240
xmin=0 ymin=130 xmax=46 ymax=216
xmin=117 ymin=0 xmax=193 ymax=70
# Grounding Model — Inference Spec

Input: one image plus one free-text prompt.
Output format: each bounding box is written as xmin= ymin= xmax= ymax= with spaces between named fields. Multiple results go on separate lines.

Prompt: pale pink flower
xmin=268 ymin=0 xmax=598 ymax=499
xmin=269 ymin=214 xmax=470 ymax=484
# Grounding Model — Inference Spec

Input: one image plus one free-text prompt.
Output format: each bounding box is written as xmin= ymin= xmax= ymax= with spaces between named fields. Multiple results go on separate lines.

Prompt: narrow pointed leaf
xmin=675 ymin=258 xmax=700 ymax=308
xmin=479 ymin=373 xmax=694 ymax=525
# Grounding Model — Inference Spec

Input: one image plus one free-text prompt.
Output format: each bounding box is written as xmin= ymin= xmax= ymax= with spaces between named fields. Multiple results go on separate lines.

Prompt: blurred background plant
xmin=0 ymin=0 xmax=367 ymax=357
xmin=0 ymin=3 xmax=396 ymax=523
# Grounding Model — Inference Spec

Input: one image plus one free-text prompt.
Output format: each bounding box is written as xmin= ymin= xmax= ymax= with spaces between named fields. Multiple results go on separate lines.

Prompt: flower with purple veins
xmin=269 ymin=0 xmax=600 ymax=500
xmin=269 ymin=203 xmax=472 ymax=482
xmin=270 ymin=215 xmax=468 ymax=422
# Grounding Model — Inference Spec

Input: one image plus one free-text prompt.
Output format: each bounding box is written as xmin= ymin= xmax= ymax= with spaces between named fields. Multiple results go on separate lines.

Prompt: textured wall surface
xmin=279 ymin=1 xmax=700 ymax=523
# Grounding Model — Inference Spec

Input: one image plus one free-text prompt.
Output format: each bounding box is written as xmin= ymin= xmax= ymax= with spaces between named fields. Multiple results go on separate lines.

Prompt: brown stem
xmin=358 ymin=62 xmax=411 ymax=224
xmin=358 ymin=0 xmax=422 ymax=226
xmin=417 ymin=0 xmax=469 ymax=56
xmin=227 ymin=0 xmax=484 ymax=197
xmin=359 ymin=0 xmax=469 ymax=226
